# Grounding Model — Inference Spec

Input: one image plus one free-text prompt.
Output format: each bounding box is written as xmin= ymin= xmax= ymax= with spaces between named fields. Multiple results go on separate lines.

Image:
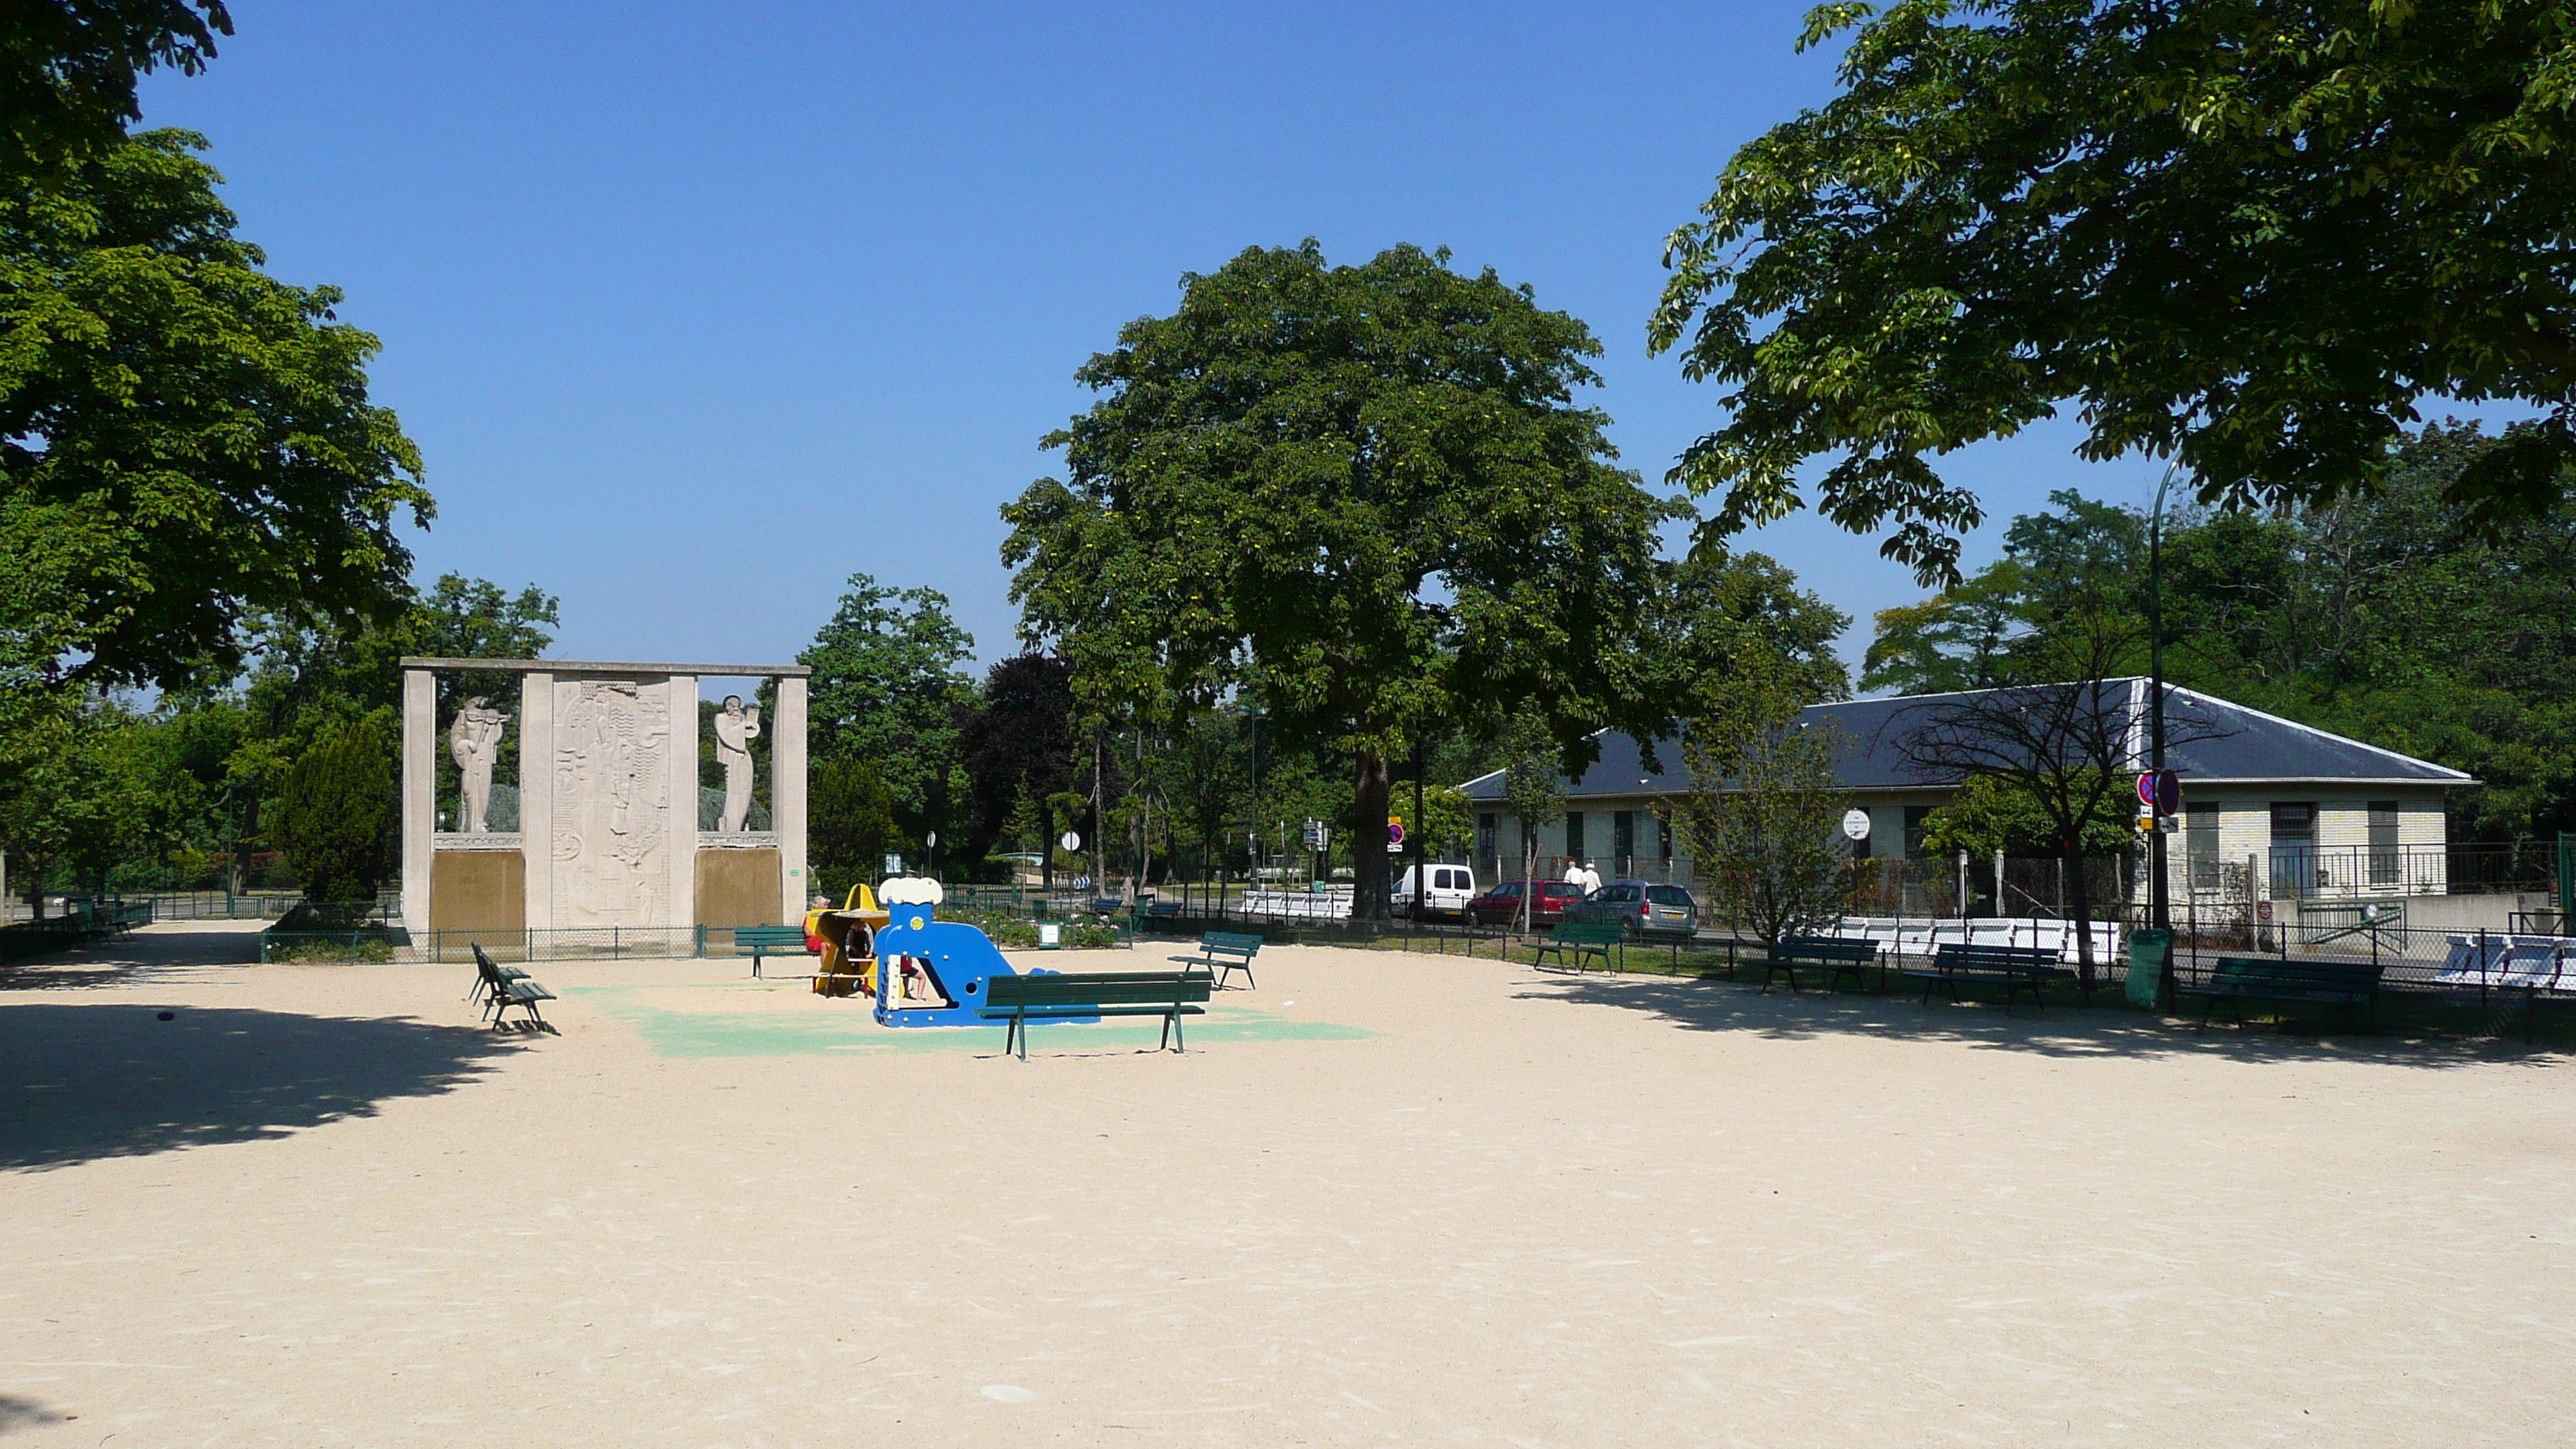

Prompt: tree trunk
xmin=2067 ymin=846 xmax=2095 ymax=991
xmin=1351 ymin=752 xmax=1392 ymax=920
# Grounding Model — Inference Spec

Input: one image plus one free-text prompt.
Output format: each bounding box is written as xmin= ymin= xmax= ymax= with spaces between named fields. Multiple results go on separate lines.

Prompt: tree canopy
xmin=1 ymin=129 xmax=428 ymax=691
xmin=2 ymin=2 xmax=229 ymax=180
xmin=1865 ymin=423 xmax=2576 ymax=838
xmin=1651 ymin=0 xmax=2576 ymax=584
xmin=1002 ymin=240 xmax=1680 ymax=917
xmin=799 ymin=573 xmax=977 ymax=838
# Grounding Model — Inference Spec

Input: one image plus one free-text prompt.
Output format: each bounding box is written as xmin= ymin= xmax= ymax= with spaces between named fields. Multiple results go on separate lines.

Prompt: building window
xmin=2269 ymin=801 xmax=2316 ymax=898
xmin=1476 ymin=812 xmax=1497 ymax=864
xmin=1657 ymin=814 xmax=1673 ymax=864
xmin=1564 ymin=810 xmax=1586 ymax=862
xmin=2186 ymin=802 xmax=2219 ymax=889
xmin=1613 ymin=810 xmax=1636 ymax=870
xmin=2368 ymin=801 xmax=2400 ymax=886
xmin=1903 ymin=805 xmax=1934 ymax=858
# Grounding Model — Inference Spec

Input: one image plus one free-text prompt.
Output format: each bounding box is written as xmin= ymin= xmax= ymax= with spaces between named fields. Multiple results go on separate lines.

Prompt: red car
xmin=1466 ymin=879 xmax=1589 ymax=927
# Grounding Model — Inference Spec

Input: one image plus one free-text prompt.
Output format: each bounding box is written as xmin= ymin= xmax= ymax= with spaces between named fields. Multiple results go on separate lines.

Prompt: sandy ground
xmin=3 ymin=922 xmax=2574 ymax=1447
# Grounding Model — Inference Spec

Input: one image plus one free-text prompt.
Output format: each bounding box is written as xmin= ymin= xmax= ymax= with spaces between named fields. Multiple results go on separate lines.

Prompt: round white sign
xmin=925 ymin=831 xmax=938 ymax=848
xmin=1841 ymin=808 xmax=1872 ymax=841
xmin=1059 ymin=830 xmax=1081 ymax=853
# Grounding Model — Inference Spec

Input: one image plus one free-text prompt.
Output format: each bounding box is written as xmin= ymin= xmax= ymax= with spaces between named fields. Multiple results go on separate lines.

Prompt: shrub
xmin=268 ymin=712 xmax=397 ymax=905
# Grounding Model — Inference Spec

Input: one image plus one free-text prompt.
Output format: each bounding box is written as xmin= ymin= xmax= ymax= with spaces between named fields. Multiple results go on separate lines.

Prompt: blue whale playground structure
xmin=823 ymin=879 xmax=1213 ymax=1057
xmin=865 ymin=879 xmax=1068 ymax=1028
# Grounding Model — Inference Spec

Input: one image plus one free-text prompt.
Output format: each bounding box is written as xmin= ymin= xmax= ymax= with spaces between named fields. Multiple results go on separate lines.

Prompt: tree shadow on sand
xmin=1514 ymin=968 xmax=2570 ymax=1070
xmin=0 ymin=924 xmax=262 ymax=992
xmin=0 ymin=1003 xmax=524 ymax=1171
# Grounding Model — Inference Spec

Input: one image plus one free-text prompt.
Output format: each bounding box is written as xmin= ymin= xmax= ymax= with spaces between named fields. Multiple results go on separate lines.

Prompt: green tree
xmin=955 ymin=654 xmax=1076 ymax=883
xmin=265 ymin=711 xmax=395 ymax=908
xmin=809 ymin=758 xmax=896 ymax=903
xmin=1650 ymin=0 xmax=2576 ymax=584
xmin=1672 ymin=659 xmax=1857 ymax=950
xmin=1649 ymin=547 xmax=1853 ymax=704
xmin=1918 ymin=772 xmax=2134 ymax=859
xmin=2 ymin=2 xmax=230 ymax=180
xmin=2 ymin=130 xmax=429 ymax=691
xmin=1864 ymin=425 xmax=2576 ymax=838
xmin=800 ymin=573 xmax=977 ymax=838
xmin=1004 ymin=241 xmax=1682 ymax=920
xmin=1497 ymin=711 xmax=1565 ymax=931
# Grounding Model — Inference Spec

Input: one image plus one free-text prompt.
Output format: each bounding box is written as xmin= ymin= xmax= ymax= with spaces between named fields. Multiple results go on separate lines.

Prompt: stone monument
xmin=400 ymin=657 xmax=809 ymax=939
xmin=713 ymin=694 xmax=762 ymax=834
xmin=447 ymin=696 xmax=509 ymax=833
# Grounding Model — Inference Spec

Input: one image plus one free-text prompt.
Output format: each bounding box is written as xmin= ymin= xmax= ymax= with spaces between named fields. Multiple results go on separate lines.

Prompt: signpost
xmin=1387 ymin=816 xmax=1405 ymax=852
xmin=1841 ymin=808 xmax=1872 ymax=842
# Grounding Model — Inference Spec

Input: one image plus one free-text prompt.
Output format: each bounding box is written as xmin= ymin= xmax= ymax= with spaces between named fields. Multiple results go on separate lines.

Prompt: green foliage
xmin=1003 ymin=240 xmax=1682 ymax=916
xmin=266 ymin=711 xmax=395 ymax=904
xmin=1 ymin=2 xmax=231 ymax=180
xmin=1672 ymin=657 xmax=1856 ymax=949
xmin=1649 ymin=547 xmax=1853 ymax=704
xmin=1919 ymin=773 xmax=2134 ymax=859
xmin=800 ymin=572 xmax=977 ymax=836
xmin=1866 ymin=423 xmax=2576 ymax=838
xmin=0 ymin=129 xmax=430 ymax=691
xmin=809 ymin=758 xmax=896 ymax=903
xmin=1497 ymin=711 xmax=1564 ymax=927
xmin=1651 ymin=0 xmax=2576 ymax=584
xmin=955 ymin=654 xmax=1075 ymax=881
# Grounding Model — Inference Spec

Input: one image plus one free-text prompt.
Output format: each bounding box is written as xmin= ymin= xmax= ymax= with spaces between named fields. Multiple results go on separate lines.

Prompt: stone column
xmin=776 ymin=674 xmax=809 ymax=923
xmin=666 ymin=675 xmax=697 ymax=930
xmin=519 ymin=672 xmax=555 ymax=931
xmin=401 ymin=667 xmax=435 ymax=931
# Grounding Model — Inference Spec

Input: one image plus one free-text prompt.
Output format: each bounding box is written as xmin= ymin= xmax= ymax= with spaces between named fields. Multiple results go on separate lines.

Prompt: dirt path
xmin=3 ymin=938 xmax=2570 ymax=1445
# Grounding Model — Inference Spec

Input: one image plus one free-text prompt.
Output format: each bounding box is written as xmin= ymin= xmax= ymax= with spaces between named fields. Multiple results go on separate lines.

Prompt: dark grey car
xmin=1565 ymin=880 xmax=1701 ymax=938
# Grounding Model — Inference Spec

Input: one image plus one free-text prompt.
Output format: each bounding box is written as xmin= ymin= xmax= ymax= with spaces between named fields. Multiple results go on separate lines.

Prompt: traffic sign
xmin=2136 ymin=768 xmax=2182 ymax=815
xmin=1059 ymin=830 xmax=1081 ymax=853
xmin=1387 ymin=817 xmax=1405 ymax=847
xmin=1841 ymin=808 xmax=1872 ymax=841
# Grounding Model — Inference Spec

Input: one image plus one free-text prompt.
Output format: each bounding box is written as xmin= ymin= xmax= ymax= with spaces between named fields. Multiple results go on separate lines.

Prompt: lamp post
xmin=1245 ymin=702 xmax=1265 ymax=890
xmin=2149 ymin=462 xmax=2179 ymax=933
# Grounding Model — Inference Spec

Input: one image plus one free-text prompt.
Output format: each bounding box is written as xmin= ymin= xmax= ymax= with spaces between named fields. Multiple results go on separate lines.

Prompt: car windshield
xmin=1489 ymin=882 xmax=1522 ymax=897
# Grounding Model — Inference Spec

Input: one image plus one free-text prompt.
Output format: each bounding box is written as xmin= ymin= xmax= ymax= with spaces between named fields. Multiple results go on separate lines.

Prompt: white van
xmin=1393 ymin=862 xmax=1476 ymax=918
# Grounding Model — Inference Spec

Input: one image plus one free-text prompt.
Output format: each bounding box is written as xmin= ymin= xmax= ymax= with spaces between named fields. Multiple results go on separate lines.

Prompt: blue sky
xmin=140 ymin=1 xmax=2179 ymax=687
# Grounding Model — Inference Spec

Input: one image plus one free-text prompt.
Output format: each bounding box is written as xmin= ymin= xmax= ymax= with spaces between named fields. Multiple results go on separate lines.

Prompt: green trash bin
xmin=2126 ymin=927 xmax=2173 ymax=1010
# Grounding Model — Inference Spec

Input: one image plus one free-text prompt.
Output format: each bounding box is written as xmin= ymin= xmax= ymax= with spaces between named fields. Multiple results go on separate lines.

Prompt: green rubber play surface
xmin=564 ymin=982 xmax=1375 ymax=1059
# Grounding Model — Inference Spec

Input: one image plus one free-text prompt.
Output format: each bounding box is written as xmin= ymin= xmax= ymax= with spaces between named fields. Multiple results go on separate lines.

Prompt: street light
xmin=2149 ymin=462 xmax=2180 ymax=933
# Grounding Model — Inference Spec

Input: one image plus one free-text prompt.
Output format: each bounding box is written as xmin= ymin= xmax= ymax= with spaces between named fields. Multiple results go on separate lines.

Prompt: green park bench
xmin=472 ymin=944 xmax=556 ymax=1031
xmin=1532 ymin=922 xmax=1625 ymax=973
xmin=1901 ymin=942 xmax=2075 ymax=1013
xmin=2176 ymin=954 xmax=2383 ymax=1033
xmin=1170 ymin=930 xmax=1262 ymax=990
xmin=1761 ymin=936 xmax=1881 ymax=995
xmin=731 ymin=925 xmax=811 ymax=978
xmin=977 ymin=969 xmax=1213 ymax=1059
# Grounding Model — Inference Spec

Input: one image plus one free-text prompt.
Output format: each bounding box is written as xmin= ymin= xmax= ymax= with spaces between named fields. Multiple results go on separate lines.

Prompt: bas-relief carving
xmin=551 ymin=678 xmax=670 ymax=927
xmin=714 ymin=694 xmax=762 ymax=833
xmin=448 ymin=696 xmax=509 ymax=833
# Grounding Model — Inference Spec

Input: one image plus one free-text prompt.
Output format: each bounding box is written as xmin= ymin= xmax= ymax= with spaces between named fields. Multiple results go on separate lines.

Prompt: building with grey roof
xmin=1457 ymin=680 xmax=2472 ymax=909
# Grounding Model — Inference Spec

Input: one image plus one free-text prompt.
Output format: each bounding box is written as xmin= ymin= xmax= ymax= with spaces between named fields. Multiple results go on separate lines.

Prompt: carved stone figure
xmin=447 ymin=696 xmax=509 ymax=833
xmin=714 ymin=694 xmax=762 ymax=833
xmin=553 ymin=679 xmax=670 ymax=927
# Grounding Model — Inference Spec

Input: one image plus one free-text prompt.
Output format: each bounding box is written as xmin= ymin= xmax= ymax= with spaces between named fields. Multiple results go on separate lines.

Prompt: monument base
xmin=697 ymin=848 xmax=783 ymax=928
xmin=430 ymin=850 xmax=527 ymax=944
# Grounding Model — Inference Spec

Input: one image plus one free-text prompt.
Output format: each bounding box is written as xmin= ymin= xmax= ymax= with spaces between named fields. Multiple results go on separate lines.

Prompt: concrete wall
xmin=697 ymin=848 xmax=784 ymax=928
xmin=428 ymin=850 xmax=526 ymax=940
